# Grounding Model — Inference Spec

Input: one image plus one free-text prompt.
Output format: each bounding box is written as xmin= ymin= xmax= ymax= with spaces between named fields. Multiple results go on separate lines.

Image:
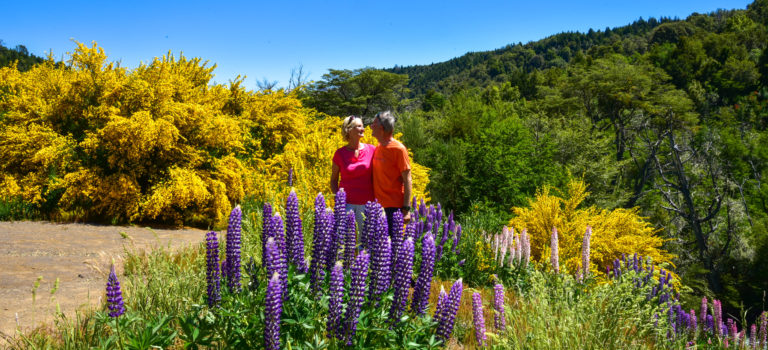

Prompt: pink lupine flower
xmin=551 ymin=227 xmax=559 ymax=273
xmin=522 ymin=228 xmax=531 ymax=267
xmin=581 ymin=226 xmax=592 ymax=277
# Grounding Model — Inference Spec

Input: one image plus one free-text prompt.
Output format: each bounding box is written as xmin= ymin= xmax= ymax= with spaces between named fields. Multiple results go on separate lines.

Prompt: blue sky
xmin=2 ymin=0 xmax=753 ymax=89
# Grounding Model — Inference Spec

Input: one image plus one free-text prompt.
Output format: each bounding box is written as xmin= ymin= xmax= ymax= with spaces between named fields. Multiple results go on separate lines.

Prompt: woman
xmin=330 ymin=116 xmax=375 ymax=231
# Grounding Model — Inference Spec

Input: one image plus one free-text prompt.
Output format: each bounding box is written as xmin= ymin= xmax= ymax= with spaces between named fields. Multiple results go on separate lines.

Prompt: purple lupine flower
xmin=327 ymin=261 xmax=344 ymax=339
xmin=412 ymin=197 xmax=419 ymax=220
xmin=314 ymin=192 xmax=326 ymax=214
xmin=614 ymin=259 xmax=622 ymax=279
xmin=404 ymin=221 xmax=416 ymax=243
xmin=633 ymin=253 xmax=640 ymax=273
xmin=285 ymin=189 xmax=308 ymax=273
xmin=271 ymin=214 xmax=288 ymax=297
xmin=106 ymin=265 xmax=125 ymax=318
xmin=452 ymin=224 xmax=462 ymax=254
xmin=472 ymin=292 xmax=487 ymax=347
xmin=205 ymin=231 xmax=221 ymax=307
xmin=433 ymin=285 xmax=448 ymax=325
xmin=411 ymin=232 xmax=436 ymax=315
xmin=264 ymin=272 xmax=283 ymax=350
xmin=493 ymin=283 xmax=506 ymax=331
xmin=414 ymin=221 xmax=423 ymax=241
xmin=436 ymin=220 xmax=450 ymax=262
xmin=550 ymin=227 xmax=559 ymax=274
xmin=226 ymin=205 xmax=242 ymax=293
xmin=309 ymin=207 xmax=331 ymax=295
xmin=458 ymin=259 xmax=465 ymax=267
xmin=264 ymin=238 xmax=281 ymax=285
xmin=418 ymin=198 xmax=427 ymax=217
xmin=287 ymin=167 xmax=293 ymax=187
xmin=389 ymin=238 xmax=415 ymax=327
xmin=760 ymin=311 xmax=767 ymax=348
xmin=261 ymin=202 xmax=273 ymax=266
xmin=706 ymin=315 xmax=714 ymax=333
xmin=369 ymin=231 xmax=392 ymax=305
xmin=326 ymin=189 xmax=347 ymax=269
xmin=390 ymin=209 xmax=404 ymax=268
xmin=714 ymin=299 xmax=723 ymax=337
xmin=436 ymin=278 xmax=463 ymax=342
xmin=220 ymin=258 xmax=228 ymax=282
xmin=361 ymin=201 xmax=382 ymax=252
xmin=344 ymin=250 xmax=370 ymax=346
xmin=700 ymin=297 xmax=708 ymax=332
xmin=343 ymin=211 xmax=357 ymax=273
xmin=582 ymin=226 xmax=592 ymax=277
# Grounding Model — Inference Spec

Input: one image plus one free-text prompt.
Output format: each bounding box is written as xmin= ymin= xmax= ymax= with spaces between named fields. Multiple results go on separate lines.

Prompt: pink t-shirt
xmin=332 ymin=143 xmax=376 ymax=205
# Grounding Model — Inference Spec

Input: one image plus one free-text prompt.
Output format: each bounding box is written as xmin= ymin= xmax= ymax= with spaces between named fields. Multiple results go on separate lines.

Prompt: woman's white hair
xmin=341 ymin=115 xmax=363 ymax=141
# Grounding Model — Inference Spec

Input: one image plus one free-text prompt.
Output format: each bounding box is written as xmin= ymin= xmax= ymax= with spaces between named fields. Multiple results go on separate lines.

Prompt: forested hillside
xmin=301 ymin=0 xmax=768 ymax=317
xmin=0 ymin=41 xmax=45 ymax=71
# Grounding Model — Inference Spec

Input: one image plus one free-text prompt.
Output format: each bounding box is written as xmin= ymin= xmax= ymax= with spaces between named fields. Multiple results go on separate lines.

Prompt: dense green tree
xmin=300 ymin=68 xmax=409 ymax=120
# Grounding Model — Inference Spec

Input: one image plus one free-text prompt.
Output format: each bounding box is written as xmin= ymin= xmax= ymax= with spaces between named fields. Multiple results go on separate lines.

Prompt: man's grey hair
xmin=375 ymin=111 xmax=396 ymax=133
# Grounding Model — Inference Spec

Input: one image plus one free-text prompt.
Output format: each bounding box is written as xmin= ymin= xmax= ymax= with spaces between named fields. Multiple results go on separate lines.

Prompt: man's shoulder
xmin=387 ymin=139 xmax=407 ymax=150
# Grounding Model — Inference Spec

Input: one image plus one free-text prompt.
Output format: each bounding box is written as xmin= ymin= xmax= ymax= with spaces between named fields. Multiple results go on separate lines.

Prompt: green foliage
xmin=493 ymin=270 xmax=662 ymax=349
xmin=0 ymin=41 xmax=45 ymax=71
xmin=300 ymin=68 xmax=410 ymax=120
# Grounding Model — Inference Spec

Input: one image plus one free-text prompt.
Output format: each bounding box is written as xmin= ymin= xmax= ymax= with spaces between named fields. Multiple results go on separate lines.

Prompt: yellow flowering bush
xmin=0 ymin=42 xmax=430 ymax=226
xmin=509 ymin=179 xmax=674 ymax=277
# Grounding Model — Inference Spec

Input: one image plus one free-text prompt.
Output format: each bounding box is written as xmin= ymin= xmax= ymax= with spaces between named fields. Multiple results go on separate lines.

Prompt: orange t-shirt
xmin=372 ymin=139 xmax=411 ymax=208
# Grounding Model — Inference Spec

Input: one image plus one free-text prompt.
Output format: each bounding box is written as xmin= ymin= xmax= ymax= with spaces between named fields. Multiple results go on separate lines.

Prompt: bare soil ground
xmin=0 ymin=221 xmax=206 ymax=344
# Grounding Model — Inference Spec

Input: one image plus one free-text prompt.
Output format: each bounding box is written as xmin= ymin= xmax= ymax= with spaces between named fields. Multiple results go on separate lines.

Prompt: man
xmin=371 ymin=111 xmax=412 ymax=237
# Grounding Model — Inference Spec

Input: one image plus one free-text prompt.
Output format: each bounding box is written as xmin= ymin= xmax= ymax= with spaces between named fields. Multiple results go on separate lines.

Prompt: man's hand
xmin=403 ymin=211 xmax=411 ymax=224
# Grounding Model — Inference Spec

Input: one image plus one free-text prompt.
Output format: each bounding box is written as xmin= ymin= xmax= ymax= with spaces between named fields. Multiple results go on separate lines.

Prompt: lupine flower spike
xmin=205 ymin=231 xmax=221 ymax=307
xmin=700 ymin=297 xmax=708 ymax=332
xmin=436 ymin=279 xmax=463 ymax=342
xmin=493 ymin=283 xmax=506 ymax=331
xmin=759 ymin=311 xmax=767 ymax=348
xmin=344 ymin=250 xmax=370 ymax=345
xmin=343 ymin=211 xmax=357 ymax=272
xmin=389 ymin=237 xmax=415 ymax=327
xmin=271 ymin=213 xmax=288 ymax=298
xmin=411 ymin=232 xmax=436 ymax=315
xmin=309 ymin=205 xmax=330 ymax=295
xmin=285 ymin=189 xmax=307 ymax=273
xmin=714 ymin=299 xmax=723 ymax=337
xmin=261 ymin=202 xmax=273 ymax=264
xmin=226 ymin=205 xmax=242 ymax=292
xmin=433 ymin=285 xmax=448 ymax=325
xmin=581 ymin=226 xmax=592 ymax=277
xmin=522 ymin=228 xmax=530 ymax=267
xmin=328 ymin=188 xmax=347 ymax=268
xmin=472 ymin=292 xmax=487 ymax=347
xmin=264 ymin=272 xmax=283 ymax=350
xmin=327 ymin=261 xmax=344 ymax=339
xmin=106 ymin=265 xmax=125 ymax=318
xmin=551 ymin=227 xmax=559 ymax=274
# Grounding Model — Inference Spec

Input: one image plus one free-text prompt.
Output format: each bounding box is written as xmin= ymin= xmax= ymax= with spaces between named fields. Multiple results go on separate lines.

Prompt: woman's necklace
xmin=346 ymin=143 xmax=363 ymax=157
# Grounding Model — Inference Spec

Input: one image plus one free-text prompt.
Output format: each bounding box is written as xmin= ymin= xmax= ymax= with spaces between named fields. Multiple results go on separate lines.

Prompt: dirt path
xmin=0 ymin=221 xmax=207 ymax=343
